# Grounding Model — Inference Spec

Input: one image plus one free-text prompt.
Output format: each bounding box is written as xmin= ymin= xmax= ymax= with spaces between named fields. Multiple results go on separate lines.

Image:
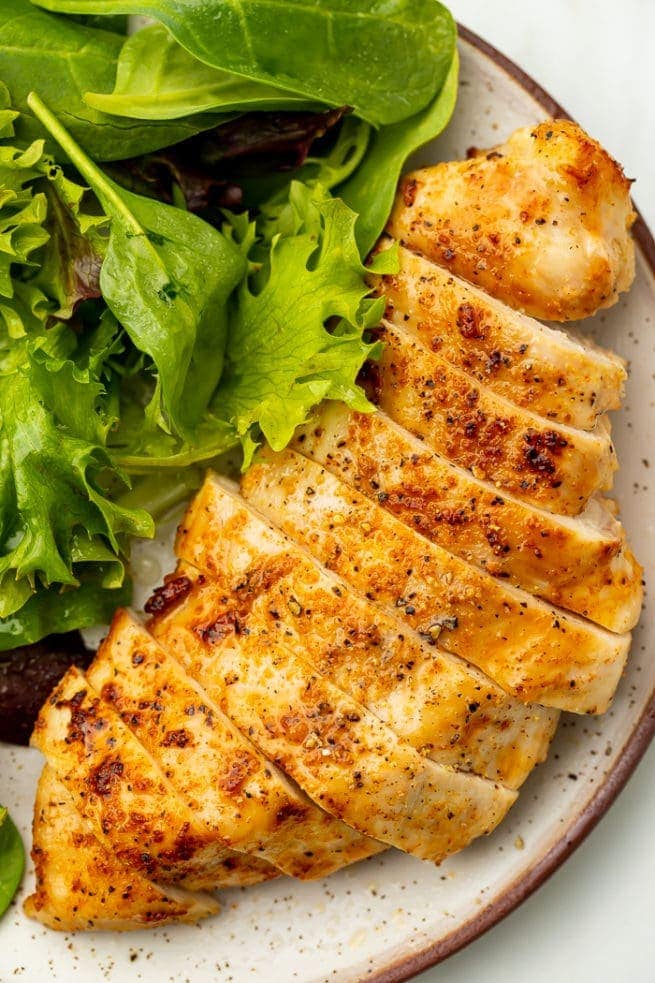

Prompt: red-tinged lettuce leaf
xmin=0 ymin=126 xmax=108 ymax=336
xmin=108 ymin=107 xmax=348 ymax=219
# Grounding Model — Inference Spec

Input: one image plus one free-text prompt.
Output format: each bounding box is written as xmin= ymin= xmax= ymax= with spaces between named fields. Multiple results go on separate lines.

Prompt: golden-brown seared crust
xmin=372 ymin=319 xmax=616 ymax=514
xmin=151 ymin=583 xmax=517 ymax=862
xmin=175 ymin=475 xmax=557 ymax=787
xmin=88 ymin=610 xmax=381 ymax=880
xmin=30 ymin=667 xmax=274 ymax=891
xmin=388 ymin=120 xmax=636 ymax=321
xmin=24 ymin=767 xmax=220 ymax=932
xmin=293 ymin=404 xmax=642 ymax=633
xmin=369 ymin=241 xmax=626 ymax=431
xmin=243 ymin=448 xmax=631 ymax=714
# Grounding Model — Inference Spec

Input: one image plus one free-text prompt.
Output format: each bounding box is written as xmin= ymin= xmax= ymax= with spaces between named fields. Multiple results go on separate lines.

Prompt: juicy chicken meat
xmin=294 ymin=404 xmax=642 ymax=633
xmin=151 ymin=583 xmax=516 ymax=861
xmin=173 ymin=474 xmax=557 ymax=787
xmin=370 ymin=318 xmax=616 ymax=515
xmin=370 ymin=241 xmax=626 ymax=430
xmin=88 ymin=610 xmax=382 ymax=879
xmin=388 ymin=120 xmax=636 ymax=321
xmin=243 ymin=448 xmax=631 ymax=713
xmin=24 ymin=767 xmax=220 ymax=931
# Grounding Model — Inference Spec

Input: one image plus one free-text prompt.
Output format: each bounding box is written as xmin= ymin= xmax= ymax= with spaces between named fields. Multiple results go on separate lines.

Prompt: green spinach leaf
xmin=28 ymin=92 xmax=246 ymax=435
xmin=85 ymin=23 xmax=321 ymax=121
xmin=0 ymin=807 xmax=24 ymax=917
xmin=32 ymin=0 xmax=456 ymax=127
xmin=339 ymin=50 xmax=459 ymax=255
xmin=0 ymin=0 xmax=223 ymax=160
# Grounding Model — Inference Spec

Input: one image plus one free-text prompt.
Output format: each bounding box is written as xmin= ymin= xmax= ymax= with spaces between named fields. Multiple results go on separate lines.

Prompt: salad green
xmin=0 ymin=0 xmax=222 ymax=160
xmin=340 ymin=50 xmax=460 ymax=254
xmin=0 ymin=807 xmax=24 ymax=917
xmin=0 ymin=0 xmax=458 ymax=653
xmin=85 ymin=23 xmax=321 ymax=121
xmin=33 ymin=0 xmax=456 ymax=127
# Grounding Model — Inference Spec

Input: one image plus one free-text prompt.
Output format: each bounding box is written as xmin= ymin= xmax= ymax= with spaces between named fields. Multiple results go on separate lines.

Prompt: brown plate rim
xmin=365 ymin=22 xmax=655 ymax=983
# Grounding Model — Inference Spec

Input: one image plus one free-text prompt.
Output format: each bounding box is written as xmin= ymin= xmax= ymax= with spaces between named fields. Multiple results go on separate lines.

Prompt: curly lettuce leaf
xmin=0 ymin=323 xmax=152 ymax=621
xmin=0 ymin=129 xmax=108 ymax=338
xmin=214 ymin=181 xmax=388 ymax=465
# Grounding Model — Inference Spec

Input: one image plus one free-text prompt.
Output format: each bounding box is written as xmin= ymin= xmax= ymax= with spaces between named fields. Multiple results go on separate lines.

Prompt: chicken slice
xmin=369 ymin=318 xmax=616 ymax=514
xmin=174 ymin=475 xmax=557 ymax=787
xmin=151 ymin=585 xmax=517 ymax=863
xmin=24 ymin=766 xmax=220 ymax=931
xmin=387 ymin=120 xmax=635 ymax=321
xmin=31 ymin=667 xmax=276 ymax=890
xmin=243 ymin=447 xmax=631 ymax=713
xmin=294 ymin=404 xmax=642 ymax=633
xmin=88 ymin=609 xmax=382 ymax=879
xmin=370 ymin=240 xmax=626 ymax=430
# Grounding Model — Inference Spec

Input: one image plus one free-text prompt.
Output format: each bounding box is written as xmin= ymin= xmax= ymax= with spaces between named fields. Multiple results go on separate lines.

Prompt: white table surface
xmin=419 ymin=2 xmax=655 ymax=981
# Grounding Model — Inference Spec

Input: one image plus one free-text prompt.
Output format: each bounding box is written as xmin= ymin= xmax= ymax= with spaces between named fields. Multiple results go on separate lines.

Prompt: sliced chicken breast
xmin=174 ymin=474 xmax=557 ymax=787
xmin=31 ymin=667 xmax=276 ymax=890
xmin=151 ymin=584 xmax=516 ymax=862
xmin=243 ymin=447 xmax=631 ymax=713
xmin=370 ymin=318 xmax=616 ymax=514
xmin=294 ymin=404 xmax=642 ymax=633
xmin=387 ymin=120 xmax=635 ymax=321
xmin=89 ymin=609 xmax=382 ymax=879
xmin=370 ymin=240 xmax=626 ymax=430
xmin=24 ymin=767 xmax=220 ymax=932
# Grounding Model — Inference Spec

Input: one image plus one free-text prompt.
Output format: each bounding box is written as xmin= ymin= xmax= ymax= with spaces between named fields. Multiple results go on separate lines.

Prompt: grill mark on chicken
xmin=144 ymin=574 xmax=192 ymax=616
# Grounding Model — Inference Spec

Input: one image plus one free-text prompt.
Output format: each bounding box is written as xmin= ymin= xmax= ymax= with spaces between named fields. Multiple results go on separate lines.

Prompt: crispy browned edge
xmin=363 ymin=24 xmax=655 ymax=983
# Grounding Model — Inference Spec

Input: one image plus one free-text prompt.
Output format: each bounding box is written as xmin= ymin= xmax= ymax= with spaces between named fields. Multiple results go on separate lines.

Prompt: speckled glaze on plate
xmin=0 ymin=28 xmax=653 ymax=983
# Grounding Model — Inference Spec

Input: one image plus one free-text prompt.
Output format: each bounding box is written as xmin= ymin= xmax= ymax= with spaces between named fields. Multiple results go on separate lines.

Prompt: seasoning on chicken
xmin=24 ymin=767 xmax=220 ymax=931
xmin=294 ymin=403 xmax=642 ymax=633
xmin=31 ymin=667 xmax=277 ymax=890
xmin=174 ymin=473 xmax=557 ymax=787
xmin=151 ymin=580 xmax=517 ymax=861
xmin=242 ymin=447 xmax=631 ymax=713
xmin=88 ymin=609 xmax=383 ymax=879
xmin=370 ymin=319 xmax=616 ymax=514
xmin=388 ymin=120 xmax=635 ymax=321
xmin=370 ymin=240 xmax=626 ymax=430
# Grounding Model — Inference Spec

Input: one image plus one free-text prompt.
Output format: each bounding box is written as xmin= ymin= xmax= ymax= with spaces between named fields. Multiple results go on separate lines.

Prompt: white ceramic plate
xmin=1 ymin=29 xmax=653 ymax=983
